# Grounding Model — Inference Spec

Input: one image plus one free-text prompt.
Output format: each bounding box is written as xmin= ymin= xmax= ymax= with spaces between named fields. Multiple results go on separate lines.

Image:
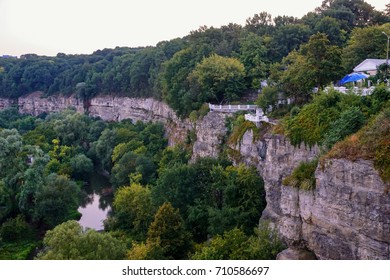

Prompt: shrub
xmin=324 ymin=108 xmax=390 ymax=183
xmin=322 ymin=106 xmax=365 ymax=149
xmin=0 ymin=215 xmax=34 ymax=243
xmin=283 ymin=159 xmax=318 ymax=191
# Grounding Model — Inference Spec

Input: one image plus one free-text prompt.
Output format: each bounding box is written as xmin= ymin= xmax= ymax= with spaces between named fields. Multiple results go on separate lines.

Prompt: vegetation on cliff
xmin=1 ymin=0 xmax=389 ymax=117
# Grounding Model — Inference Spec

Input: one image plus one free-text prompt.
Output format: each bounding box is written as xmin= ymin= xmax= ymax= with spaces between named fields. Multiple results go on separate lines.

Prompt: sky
xmin=0 ymin=0 xmax=388 ymax=56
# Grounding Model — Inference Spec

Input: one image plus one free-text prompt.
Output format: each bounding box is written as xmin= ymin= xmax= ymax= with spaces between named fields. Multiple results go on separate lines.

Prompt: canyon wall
xmin=0 ymin=97 xmax=16 ymax=110
xmin=236 ymin=131 xmax=390 ymax=260
xmin=18 ymin=92 xmax=84 ymax=116
xmin=3 ymin=93 xmax=389 ymax=259
xmin=15 ymin=93 xmax=191 ymax=146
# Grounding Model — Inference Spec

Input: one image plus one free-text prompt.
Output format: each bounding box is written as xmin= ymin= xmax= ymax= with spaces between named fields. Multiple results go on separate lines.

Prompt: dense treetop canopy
xmin=0 ymin=0 xmax=389 ymax=116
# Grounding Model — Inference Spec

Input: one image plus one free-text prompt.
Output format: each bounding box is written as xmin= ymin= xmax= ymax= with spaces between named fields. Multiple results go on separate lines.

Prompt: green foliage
xmin=323 ymin=106 xmax=366 ymax=149
xmin=238 ymin=32 xmax=268 ymax=88
xmin=325 ymin=108 xmax=390 ymax=182
xmin=228 ymin=115 xmax=258 ymax=146
xmin=284 ymin=91 xmax=369 ymax=147
xmin=342 ymin=23 xmax=390 ymax=72
xmin=246 ymin=221 xmax=286 ymax=260
xmin=33 ymin=174 xmax=81 ymax=228
xmin=192 ymin=222 xmax=285 ymax=260
xmin=0 ymin=241 xmax=37 ymax=260
xmin=188 ymin=54 xmax=246 ymax=105
xmin=37 ymin=220 xmax=126 ymax=260
xmin=256 ymin=86 xmax=279 ymax=112
xmin=191 ymin=228 xmax=249 ymax=260
xmin=127 ymin=239 xmax=165 ymax=260
xmin=283 ymin=159 xmax=319 ymax=191
xmin=0 ymin=215 xmax=34 ymax=242
xmin=275 ymin=33 xmax=343 ymax=101
xmin=147 ymin=202 xmax=192 ymax=259
xmin=110 ymin=184 xmax=155 ymax=239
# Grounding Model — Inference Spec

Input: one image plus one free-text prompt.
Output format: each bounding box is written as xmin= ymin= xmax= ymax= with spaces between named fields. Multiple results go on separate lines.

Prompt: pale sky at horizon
xmin=0 ymin=0 xmax=388 ymax=56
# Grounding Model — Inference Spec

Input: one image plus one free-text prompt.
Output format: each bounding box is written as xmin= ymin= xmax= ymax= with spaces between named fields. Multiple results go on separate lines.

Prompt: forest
xmin=1 ymin=1 xmax=390 ymax=117
xmin=0 ymin=0 xmax=390 ymax=260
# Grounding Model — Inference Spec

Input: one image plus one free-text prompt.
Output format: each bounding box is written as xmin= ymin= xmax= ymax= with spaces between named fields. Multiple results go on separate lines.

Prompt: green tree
xmin=153 ymin=163 xmax=198 ymax=216
xmin=192 ymin=223 xmax=285 ymax=260
xmin=69 ymin=153 xmax=93 ymax=179
xmin=33 ymin=174 xmax=81 ymax=228
xmin=188 ymin=54 xmax=245 ymax=104
xmin=342 ymin=24 xmax=390 ymax=72
xmin=191 ymin=228 xmax=249 ymax=260
xmin=238 ymin=32 xmax=267 ymax=88
xmin=256 ymin=86 xmax=279 ymax=112
xmin=37 ymin=220 xmax=126 ymax=260
xmin=314 ymin=16 xmax=347 ymax=46
xmin=147 ymin=202 xmax=191 ymax=259
xmin=110 ymin=183 xmax=155 ymax=239
xmin=302 ymin=33 xmax=343 ymax=89
xmin=278 ymin=33 xmax=342 ymax=101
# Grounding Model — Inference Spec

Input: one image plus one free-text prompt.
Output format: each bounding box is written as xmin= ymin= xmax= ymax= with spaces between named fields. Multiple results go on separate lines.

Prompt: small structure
xmin=208 ymin=103 xmax=271 ymax=126
xmin=244 ymin=108 xmax=269 ymax=127
xmin=353 ymin=59 xmax=387 ymax=76
xmin=208 ymin=103 xmax=258 ymax=113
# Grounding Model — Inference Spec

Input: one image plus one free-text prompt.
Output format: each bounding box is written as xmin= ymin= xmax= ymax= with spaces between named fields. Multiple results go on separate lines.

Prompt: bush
xmin=191 ymin=222 xmax=285 ymax=260
xmin=325 ymin=108 xmax=390 ymax=183
xmin=322 ymin=106 xmax=365 ymax=149
xmin=256 ymin=86 xmax=279 ymax=112
xmin=283 ymin=159 xmax=318 ymax=191
xmin=0 ymin=215 xmax=34 ymax=243
xmin=284 ymin=90 xmax=371 ymax=148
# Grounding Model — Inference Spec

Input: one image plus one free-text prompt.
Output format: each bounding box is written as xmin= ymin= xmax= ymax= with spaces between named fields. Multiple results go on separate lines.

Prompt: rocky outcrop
xmin=255 ymin=133 xmax=389 ymax=260
xmin=18 ymin=92 xmax=84 ymax=116
xmin=15 ymin=93 xmax=191 ymax=146
xmin=0 ymin=97 xmax=16 ymax=110
xmin=231 ymin=130 xmax=390 ymax=259
xmin=88 ymin=96 xmax=191 ymax=146
xmin=307 ymin=159 xmax=390 ymax=259
xmin=191 ymin=112 xmax=228 ymax=160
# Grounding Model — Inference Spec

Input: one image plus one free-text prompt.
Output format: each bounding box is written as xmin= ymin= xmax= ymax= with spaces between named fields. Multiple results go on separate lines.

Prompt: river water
xmin=78 ymin=173 xmax=113 ymax=231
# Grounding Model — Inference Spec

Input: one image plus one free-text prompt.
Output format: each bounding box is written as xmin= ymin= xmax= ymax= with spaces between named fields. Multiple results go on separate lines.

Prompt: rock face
xmin=191 ymin=112 xmax=228 ymax=160
xmin=88 ymin=96 xmax=191 ymax=146
xmin=232 ymin=129 xmax=267 ymax=173
xmin=18 ymin=92 xmax=84 ymax=116
xmin=0 ymin=97 xmax=16 ymax=110
xmin=16 ymin=93 xmax=191 ymax=146
xmin=256 ymin=133 xmax=390 ymax=260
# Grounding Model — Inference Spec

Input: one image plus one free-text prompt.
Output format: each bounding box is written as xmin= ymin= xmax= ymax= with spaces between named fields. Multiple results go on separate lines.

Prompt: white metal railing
xmin=208 ymin=103 xmax=258 ymax=112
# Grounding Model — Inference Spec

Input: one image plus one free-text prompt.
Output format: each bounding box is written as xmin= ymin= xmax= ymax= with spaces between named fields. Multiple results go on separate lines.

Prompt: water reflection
xmin=78 ymin=173 xmax=113 ymax=231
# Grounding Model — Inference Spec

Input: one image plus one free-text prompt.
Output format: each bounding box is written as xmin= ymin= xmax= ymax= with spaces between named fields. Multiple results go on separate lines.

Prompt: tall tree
xmin=188 ymin=54 xmax=246 ymax=103
xmin=147 ymin=202 xmax=191 ymax=259
xmin=110 ymin=183 xmax=155 ymax=239
xmin=342 ymin=23 xmax=390 ymax=72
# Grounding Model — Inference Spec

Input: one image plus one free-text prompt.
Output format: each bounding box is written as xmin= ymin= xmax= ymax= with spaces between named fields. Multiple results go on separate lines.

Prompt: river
xmin=78 ymin=173 xmax=113 ymax=231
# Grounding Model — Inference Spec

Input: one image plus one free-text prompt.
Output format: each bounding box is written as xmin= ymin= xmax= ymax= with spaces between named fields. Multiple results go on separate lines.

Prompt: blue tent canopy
xmin=340 ymin=72 xmax=369 ymax=85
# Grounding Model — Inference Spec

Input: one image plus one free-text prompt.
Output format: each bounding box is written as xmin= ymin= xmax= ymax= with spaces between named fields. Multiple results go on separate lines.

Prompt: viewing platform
xmin=208 ymin=103 xmax=271 ymax=126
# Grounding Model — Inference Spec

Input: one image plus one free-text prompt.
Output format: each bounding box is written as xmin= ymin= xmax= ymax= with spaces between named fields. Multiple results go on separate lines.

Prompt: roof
xmin=353 ymin=59 xmax=387 ymax=72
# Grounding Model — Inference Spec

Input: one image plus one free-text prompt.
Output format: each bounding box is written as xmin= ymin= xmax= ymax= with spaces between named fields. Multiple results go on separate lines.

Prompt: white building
xmin=353 ymin=59 xmax=387 ymax=76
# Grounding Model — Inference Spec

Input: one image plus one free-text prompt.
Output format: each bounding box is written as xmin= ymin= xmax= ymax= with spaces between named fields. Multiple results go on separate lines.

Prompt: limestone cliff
xmin=237 ymin=131 xmax=390 ymax=260
xmin=18 ymin=92 xmax=84 ymax=116
xmin=191 ymin=112 xmax=228 ymax=161
xmin=0 ymin=97 xmax=16 ymax=110
xmin=16 ymin=93 xmax=191 ymax=146
xmin=87 ymin=96 xmax=191 ymax=146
